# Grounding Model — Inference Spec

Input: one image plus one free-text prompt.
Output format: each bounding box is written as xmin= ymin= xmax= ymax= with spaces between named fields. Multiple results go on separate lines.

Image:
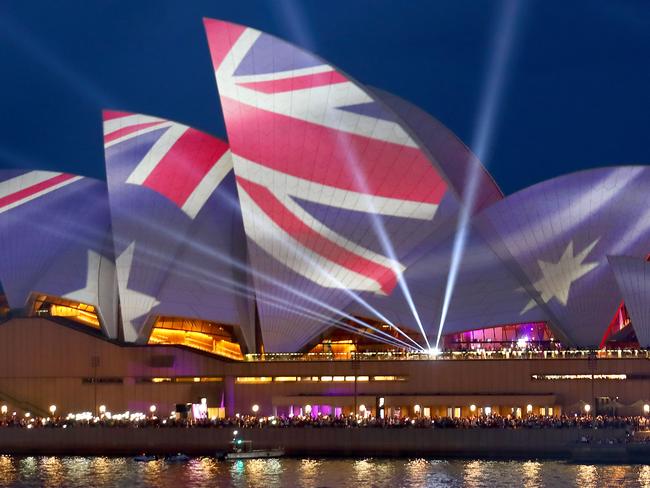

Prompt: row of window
xmin=235 ymin=375 xmax=407 ymax=384
xmin=531 ymin=374 xmax=627 ymax=381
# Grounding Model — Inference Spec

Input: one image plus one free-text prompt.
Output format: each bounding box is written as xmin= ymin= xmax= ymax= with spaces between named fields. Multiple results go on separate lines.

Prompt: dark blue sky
xmin=1 ymin=0 xmax=649 ymax=194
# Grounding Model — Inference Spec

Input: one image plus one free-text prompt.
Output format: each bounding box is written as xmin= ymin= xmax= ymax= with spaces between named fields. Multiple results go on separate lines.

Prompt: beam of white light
xmin=341 ymin=135 xmax=431 ymax=350
xmin=220 ymin=193 xmax=425 ymax=351
xmin=436 ymin=0 xmax=524 ymax=349
xmin=115 ymin=211 xmax=419 ymax=351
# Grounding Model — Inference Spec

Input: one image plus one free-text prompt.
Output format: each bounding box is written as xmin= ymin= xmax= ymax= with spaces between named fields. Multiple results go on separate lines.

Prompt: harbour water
xmin=1 ymin=456 xmax=650 ymax=487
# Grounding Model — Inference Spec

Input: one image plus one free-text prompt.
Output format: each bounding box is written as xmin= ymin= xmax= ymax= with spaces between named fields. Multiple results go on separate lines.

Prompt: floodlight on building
xmin=251 ymin=404 xmax=260 ymax=414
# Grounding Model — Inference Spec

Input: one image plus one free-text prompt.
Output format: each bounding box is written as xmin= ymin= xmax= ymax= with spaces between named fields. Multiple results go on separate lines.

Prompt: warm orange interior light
xmin=149 ymin=327 xmax=243 ymax=360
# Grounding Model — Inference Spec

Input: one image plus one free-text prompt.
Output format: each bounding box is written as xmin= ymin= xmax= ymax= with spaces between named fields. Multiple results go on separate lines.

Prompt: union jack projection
xmin=103 ymin=111 xmax=249 ymax=343
xmin=204 ymin=19 xmax=449 ymax=350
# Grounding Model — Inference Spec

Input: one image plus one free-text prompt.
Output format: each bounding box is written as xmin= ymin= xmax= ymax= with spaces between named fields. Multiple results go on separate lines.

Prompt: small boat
xmin=165 ymin=453 xmax=190 ymax=463
xmin=133 ymin=454 xmax=158 ymax=462
xmin=224 ymin=440 xmax=285 ymax=460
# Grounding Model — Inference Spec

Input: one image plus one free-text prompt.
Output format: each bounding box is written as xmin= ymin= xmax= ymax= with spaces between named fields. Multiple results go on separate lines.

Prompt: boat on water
xmin=222 ymin=439 xmax=285 ymax=460
xmin=133 ymin=454 xmax=158 ymax=462
xmin=165 ymin=453 xmax=190 ymax=463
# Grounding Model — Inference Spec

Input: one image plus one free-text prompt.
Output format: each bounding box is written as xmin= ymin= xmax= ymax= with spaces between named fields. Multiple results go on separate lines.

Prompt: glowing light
xmin=304 ymin=404 xmax=312 ymax=415
xmin=517 ymin=338 xmax=527 ymax=349
xmin=413 ymin=404 xmax=421 ymax=414
xmin=436 ymin=0 xmax=525 ymax=349
xmin=24 ymin=412 xmax=30 ymax=418
xmin=99 ymin=405 xmax=106 ymax=414
xmin=149 ymin=405 xmax=156 ymax=414
xmin=49 ymin=405 xmax=57 ymax=415
xmin=428 ymin=347 xmax=441 ymax=357
xmin=233 ymin=430 xmax=238 ymax=436
xmin=359 ymin=404 xmax=366 ymax=413
xmin=526 ymin=404 xmax=533 ymax=413
xmin=484 ymin=407 xmax=492 ymax=416
xmin=584 ymin=404 xmax=591 ymax=413
xmin=470 ymin=404 xmax=476 ymax=413
xmin=644 ymin=404 xmax=650 ymax=414
xmin=251 ymin=404 xmax=260 ymax=414
xmin=0 ymin=405 xmax=7 ymax=415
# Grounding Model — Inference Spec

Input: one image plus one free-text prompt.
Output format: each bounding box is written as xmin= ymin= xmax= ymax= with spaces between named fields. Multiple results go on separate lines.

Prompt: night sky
xmin=1 ymin=0 xmax=649 ymax=194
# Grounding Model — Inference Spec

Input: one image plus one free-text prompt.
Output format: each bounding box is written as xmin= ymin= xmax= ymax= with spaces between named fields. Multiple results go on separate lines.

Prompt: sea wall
xmin=0 ymin=427 xmax=629 ymax=458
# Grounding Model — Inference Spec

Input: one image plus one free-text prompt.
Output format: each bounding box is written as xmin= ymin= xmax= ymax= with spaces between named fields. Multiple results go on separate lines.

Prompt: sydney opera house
xmin=0 ymin=19 xmax=648 ymax=420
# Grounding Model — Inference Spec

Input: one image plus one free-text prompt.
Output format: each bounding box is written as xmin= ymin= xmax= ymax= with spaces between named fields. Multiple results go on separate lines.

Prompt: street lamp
xmin=469 ymin=404 xmax=476 ymax=413
xmin=584 ymin=404 xmax=591 ymax=414
xmin=149 ymin=405 xmax=157 ymax=414
xmin=49 ymin=405 xmax=57 ymax=416
xmin=251 ymin=404 xmax=259 ymax=414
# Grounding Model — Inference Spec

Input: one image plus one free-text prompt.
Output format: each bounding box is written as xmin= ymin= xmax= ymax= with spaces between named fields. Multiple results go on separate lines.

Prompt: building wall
xmin=0 ymin=318 xmax=649 ymax=418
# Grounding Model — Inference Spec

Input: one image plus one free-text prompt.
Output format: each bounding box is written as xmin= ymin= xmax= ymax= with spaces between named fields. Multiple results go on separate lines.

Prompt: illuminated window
xmin=357 ymin=376 xmax=369 ymax=382
xmin=453 ymin=407 xmax=461 ymax=418
xmin=372 ymin=376 xmax=407 ymax=382
xmin=149 ymin=317 xmax=243 ymax=360
xmin=531 ymin=374 xmax=627 ymax=380
xmin=320 ymin=376 xmax=333 ymax=382
xmin=235 ymin=377 xmax=272 ymax=384
xmin=33 ymin=295 xmax=101 ymax=329
xmin=274 ymin=377 xmax=298 ymax=382
xmin=333 ymin=376 xmax=345 ymax=382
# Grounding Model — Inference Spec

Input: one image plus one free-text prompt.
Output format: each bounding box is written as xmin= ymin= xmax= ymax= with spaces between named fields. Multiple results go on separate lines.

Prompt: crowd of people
xmin=0 ymin=413 xmax=646 ymax=431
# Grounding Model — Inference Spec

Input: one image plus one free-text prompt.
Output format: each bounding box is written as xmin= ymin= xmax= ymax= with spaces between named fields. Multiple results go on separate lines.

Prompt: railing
xmin=244 ymin=349 xmax=650 ymax=362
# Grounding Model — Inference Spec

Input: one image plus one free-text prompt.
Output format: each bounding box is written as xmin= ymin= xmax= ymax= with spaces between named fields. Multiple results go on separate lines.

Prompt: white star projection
xmin=521 ymin=239 xmax=600 ymax=314
xmin=63 ymin=249 xmax=112 ymax=306
xmin=116 ymin=242 xmax=160 ymax=342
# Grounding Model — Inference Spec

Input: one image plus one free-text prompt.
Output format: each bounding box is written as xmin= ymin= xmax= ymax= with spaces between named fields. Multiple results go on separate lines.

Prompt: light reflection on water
xmin=0 ymin=457 xmax=650 ymax=487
